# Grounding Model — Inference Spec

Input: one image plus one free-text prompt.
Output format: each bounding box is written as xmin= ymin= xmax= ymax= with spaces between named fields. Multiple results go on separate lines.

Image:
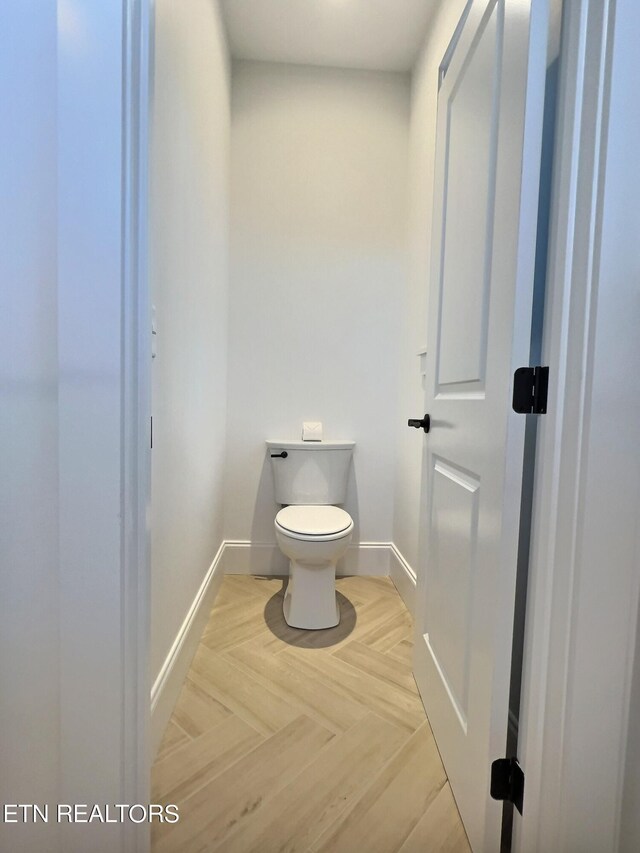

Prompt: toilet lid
xmin=276 ymin=505 xmax=352 ymax=537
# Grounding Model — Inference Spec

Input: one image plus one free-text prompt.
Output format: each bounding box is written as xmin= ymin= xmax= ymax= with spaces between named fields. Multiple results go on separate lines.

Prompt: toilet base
xmin=283 ymin=559 xmax=340 ymax=630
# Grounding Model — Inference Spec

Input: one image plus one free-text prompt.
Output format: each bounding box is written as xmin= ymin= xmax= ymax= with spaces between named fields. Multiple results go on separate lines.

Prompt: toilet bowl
xmin=267 ymin=439 xmax=355 ymax=630
xmin=275 ymin=505 xmax=354 ymax=629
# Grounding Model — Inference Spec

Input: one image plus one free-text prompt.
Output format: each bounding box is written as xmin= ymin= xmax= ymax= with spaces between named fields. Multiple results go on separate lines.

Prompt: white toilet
xmin=266 ymin=439 xmax=355 ymax=629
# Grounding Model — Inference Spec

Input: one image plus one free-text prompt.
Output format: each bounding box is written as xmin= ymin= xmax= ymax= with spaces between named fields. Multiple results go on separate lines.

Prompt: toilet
xmin=266 ymin=439 xmax=355 ymax=629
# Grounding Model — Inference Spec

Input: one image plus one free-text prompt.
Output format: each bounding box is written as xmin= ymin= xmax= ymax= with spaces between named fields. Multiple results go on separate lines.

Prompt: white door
xmin=413 ymin=1 xmax=550 ymax=850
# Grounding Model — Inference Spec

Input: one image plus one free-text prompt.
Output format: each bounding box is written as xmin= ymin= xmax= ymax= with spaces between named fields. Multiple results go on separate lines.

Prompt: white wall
xmin=226 ymin=61 xmax=410 ymax=559
xmin=392 ymin=0 xmax=469 ymax=575
xmin=150 ymin=0 xmax=230 ymax=681
xmin=0 ymin=4 xmax=59 ymax=851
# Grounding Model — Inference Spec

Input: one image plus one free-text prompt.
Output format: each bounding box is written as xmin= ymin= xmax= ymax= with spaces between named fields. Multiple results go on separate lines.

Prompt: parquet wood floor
xmin=152 ymin=575 xmax=471 ymax=853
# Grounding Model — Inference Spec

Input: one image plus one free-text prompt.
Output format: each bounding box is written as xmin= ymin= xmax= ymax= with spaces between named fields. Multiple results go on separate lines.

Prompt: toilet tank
xmin=266 ymin=440 xmax=355 ymax=505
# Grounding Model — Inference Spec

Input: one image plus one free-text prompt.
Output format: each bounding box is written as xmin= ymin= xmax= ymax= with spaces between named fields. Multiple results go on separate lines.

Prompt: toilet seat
xmin=275 ymin=505 xmax=353 ymax=541
xmin=274 ymin=505 xmax=354 ymax=629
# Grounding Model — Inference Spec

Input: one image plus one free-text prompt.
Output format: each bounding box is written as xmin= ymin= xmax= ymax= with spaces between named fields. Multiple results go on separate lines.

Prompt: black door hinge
xmin=512 ymin=366 xmax=549 ymax=414
xmin=491 ymin=757 xmax=524 ymax=814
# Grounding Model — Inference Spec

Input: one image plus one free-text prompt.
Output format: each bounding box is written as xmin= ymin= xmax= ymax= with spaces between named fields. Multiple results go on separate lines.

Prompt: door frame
xmin=516 ymin=0 xmax=640 ymax=849
xmin=121 ymin=1 xmax=153 ymax=849
xmin=57 ymin=1 xmax=152 ymax=850
xmin=96 ymin=0 xmax=640 ymax=850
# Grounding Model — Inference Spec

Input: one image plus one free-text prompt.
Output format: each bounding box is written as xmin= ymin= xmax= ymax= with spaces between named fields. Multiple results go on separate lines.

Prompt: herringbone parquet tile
xmin=152 ymin=575 xmax=471 ymax=853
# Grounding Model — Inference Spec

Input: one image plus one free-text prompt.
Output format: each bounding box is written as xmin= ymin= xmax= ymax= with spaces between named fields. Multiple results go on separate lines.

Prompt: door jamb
xmin=515 ymin=0 xmax=640 ymax=849
xmin=56 ymin=1 xmax=152 ymax=850
xmin=122 ymin=1 xmax=152 ymax=850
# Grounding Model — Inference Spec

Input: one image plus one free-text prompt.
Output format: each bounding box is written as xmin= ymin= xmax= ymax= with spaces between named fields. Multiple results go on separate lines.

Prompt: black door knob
xmin=408 ymin=414 xmax=431 ymax=433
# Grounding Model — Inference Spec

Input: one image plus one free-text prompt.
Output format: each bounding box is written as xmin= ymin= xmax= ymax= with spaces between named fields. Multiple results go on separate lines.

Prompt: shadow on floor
xmin=261 ymin=577 xmax=357 ymax=649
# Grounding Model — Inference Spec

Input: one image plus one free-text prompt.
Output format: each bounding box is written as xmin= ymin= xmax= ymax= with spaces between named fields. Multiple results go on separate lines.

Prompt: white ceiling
xmin=220 ymin=0 xmax=439 ymax=73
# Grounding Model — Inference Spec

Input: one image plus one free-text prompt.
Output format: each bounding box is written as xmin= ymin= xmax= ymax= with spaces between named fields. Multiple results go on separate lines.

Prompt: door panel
xmin=413 ymin=1 xmax=549 ymax=850
xmin=437 ymin=4 xmax=499 ymax=390
xmin=426 ymin=459 xmax=480 ymax=733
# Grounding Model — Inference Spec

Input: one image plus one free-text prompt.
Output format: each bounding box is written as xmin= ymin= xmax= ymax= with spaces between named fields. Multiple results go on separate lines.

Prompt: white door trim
xmin=121 ymin=1 xmax=153 ymax=849
xmin=516 ymin=0 xmax=640 ymax=849
xmin=57 ymin=2 xmax=152 ymax=850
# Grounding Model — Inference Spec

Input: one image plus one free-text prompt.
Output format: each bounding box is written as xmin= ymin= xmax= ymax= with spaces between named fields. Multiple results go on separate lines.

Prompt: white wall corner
xmin=221 ymin=540 xmax=392 ymax=577
xmin=389 ymin=543 xmax=417 ymax=616
xmin=150 ymin=542 xmax=226 ymax=757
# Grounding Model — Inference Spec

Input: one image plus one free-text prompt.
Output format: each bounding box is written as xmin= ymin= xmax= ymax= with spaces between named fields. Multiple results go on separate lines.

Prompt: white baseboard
xmin=150 ymin=542 xmax=225 ymax=758
xmin=221 ymin=540 xmax=391 ymax=577
xmin=222 ymin=541 xmax=288 ymax=575
xmin=389 ymin=543 xmax=417 ymax=616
